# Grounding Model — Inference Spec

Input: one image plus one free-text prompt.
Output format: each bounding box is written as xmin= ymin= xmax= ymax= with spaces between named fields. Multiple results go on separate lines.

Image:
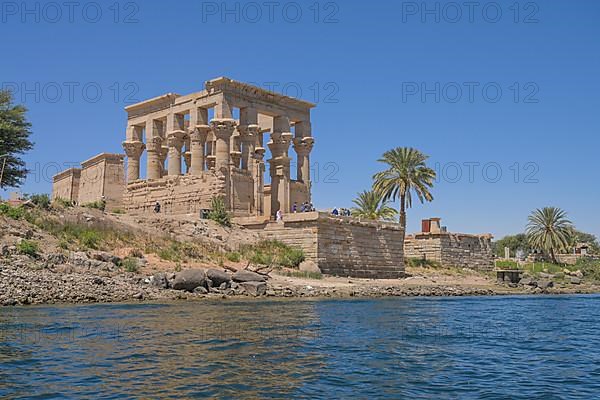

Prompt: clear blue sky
xmin=1 ymin=0 xmax=599 ymax=239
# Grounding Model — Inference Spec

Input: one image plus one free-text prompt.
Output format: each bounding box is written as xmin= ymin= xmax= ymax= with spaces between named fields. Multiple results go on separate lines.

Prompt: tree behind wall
xmin=0 ymin=90 xmax=34 ymax=189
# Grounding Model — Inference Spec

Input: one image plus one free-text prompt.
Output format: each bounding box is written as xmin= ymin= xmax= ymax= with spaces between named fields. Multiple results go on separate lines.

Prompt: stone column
xmin=146 ymin=137 xmax=163 ymax=180
xmin=268 ymin=116 xmax=293 ymax=215
xmin=293 ymin=136 xmax=315 ymax=183
xmin=210 ymin=118 xmax=237 ymax=210
xmin=210 ymin=119 xmax=237 ymax=174
xmin=230 ymin=149 xmax=242 ymax=169
xmin=190 ymin=125 xmax=209 ymax=175
xmin=239 ymin=124 xmax=260 ymax=170
xmin=167 ymin=130 xmax=186 ymax=176
xmin=122 ymin=141 xmax=145 ymax=182
xmin=239 ymin=108 xmax=259 ymax=170
xmin=253 ymin=147 xmax=266 ymax=216
xmin=159 ymin=146 xmax=169 ymax=177
xmin=230 ymin=135 xmax=242 ymax=169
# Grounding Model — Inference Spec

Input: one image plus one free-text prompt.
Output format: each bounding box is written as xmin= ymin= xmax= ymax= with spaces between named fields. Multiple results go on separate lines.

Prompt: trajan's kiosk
xmin=53 ymin=77 xmax=411 ymax=278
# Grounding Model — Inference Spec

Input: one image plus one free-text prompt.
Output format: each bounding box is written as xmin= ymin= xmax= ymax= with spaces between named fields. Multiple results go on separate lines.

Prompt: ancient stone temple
xmin=120 ymin=77 xmax=315 ymax=217
xmin=52 ymin=77 xmax=407 ymax=278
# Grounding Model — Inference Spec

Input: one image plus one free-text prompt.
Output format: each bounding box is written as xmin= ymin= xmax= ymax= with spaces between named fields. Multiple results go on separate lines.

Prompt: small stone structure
xmin=404 ymin=218 xmax=494 ymax=270
xmin=52 ymin=153 xmax=125 ymax=210
xmin=238 ymin=212 xmax=405 ymax=279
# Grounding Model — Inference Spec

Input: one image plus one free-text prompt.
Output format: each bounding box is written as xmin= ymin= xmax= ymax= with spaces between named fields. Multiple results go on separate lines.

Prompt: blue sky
xmin=1 ymin=0 xmax=599 ymax=239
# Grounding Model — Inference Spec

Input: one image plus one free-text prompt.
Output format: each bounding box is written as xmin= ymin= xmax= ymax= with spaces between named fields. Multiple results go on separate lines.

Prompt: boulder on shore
xmin=299 ymin=261 xmax=321 ymax=274
xmin=206 ymin=269 xmax=232 ymax=287
xmin=240 ymin=281 xmax=267 ymax=296
xmin=232 ymin=270 xmax=266 ymax=283
xmin=172 ymin=269 xmax=208 ymax=292
xmin=537 ymin=280 xmax=554 ymax=290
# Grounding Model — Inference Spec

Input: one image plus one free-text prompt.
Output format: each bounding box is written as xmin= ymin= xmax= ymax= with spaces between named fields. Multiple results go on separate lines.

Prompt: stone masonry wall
xmin=123 ymin=173 xmax=225 ymax=215
xmin=240 ymin=212 xmax=405 ymax=279
xmin=52 ymin=169 xmax=80 ymax=203
xmin=405 ymin=233 xmax=494 ymax=271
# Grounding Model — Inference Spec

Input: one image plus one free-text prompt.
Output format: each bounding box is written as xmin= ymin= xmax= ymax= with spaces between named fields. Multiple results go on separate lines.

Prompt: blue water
xmin=1 ymin=295 xmax=600 ymax=399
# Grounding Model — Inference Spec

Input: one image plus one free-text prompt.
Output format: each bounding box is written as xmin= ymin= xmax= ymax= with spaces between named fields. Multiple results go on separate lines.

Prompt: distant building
xmin=52 ymin=153 xmax=125 ymax=210
xmin=404 ymin=218 xmax=494 ymax=270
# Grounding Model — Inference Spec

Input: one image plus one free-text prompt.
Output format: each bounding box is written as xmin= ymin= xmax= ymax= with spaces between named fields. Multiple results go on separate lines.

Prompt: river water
xmin=1 ymin=295 xmax=599 ymax=399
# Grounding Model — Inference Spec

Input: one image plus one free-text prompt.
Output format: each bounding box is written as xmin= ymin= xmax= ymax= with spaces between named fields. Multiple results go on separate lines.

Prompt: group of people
xmin=331 ymin=207 xmax=351 ymax=217
xmin=291 ymin=201 xmax=315 ymax=213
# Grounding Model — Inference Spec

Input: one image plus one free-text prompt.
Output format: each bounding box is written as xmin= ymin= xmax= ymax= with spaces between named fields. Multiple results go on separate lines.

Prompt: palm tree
xmin=351 ymin=190 xmax=398 ymax=221
xmin=372 ymin=147 xmax=436 ymax=235
xmin=526 ymin=207 xmax=573 ymax=264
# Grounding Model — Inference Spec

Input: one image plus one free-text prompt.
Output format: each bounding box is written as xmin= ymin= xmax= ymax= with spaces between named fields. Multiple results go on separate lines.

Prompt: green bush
xmin=0 ymin=203 xmax=27 ymax=220
xmin=226 ymin=251 xmax=241 ymax=262
xmin=79 ymin=230 xmax=101 ymax=249
xmin=495 ymin=260 xmax=520 ymax=270
xmin=17 ymin=240 xmax=39 ymax=257
xmin=279 ymin=248 xmax=305 ymax=268
xmin=208 ymin=196 xmax=231 ymax=227
xmin=52 ymin=198 xmax=74 ymax=208
xmin=406 ymin=257 xmax=442 ymax=268
xmin=112 ymin=208 xmax=125 ymax=214
xmin=26 ymin=193 xmax=51 ymax=209
xmin=82 ymin=200 xmax=106 ymax=211
xmin=575 ymin=258 xmax=600 ymax=281
xmin=122 ymin=257 xmax=138 ymax=272
xmin=240 ymin=240 xmax=305 ymax=268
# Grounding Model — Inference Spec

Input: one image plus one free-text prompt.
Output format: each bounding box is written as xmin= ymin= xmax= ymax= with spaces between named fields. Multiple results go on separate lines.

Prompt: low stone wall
xmin=238 ymin=212 xmax=405 ymax=279
xmin=404 ymin=233 xmax=494 ymax=270
xmin=123 ymin=174 xmax=225 ymax=215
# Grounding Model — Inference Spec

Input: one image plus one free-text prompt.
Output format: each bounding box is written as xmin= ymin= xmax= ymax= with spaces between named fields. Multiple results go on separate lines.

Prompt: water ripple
xmin=1 ymin=296 xmax=600 ymax=398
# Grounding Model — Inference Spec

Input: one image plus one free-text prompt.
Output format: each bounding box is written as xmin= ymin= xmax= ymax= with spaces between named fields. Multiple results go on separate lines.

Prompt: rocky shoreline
xmin=2 ymin=252 xmax=598 ymax=306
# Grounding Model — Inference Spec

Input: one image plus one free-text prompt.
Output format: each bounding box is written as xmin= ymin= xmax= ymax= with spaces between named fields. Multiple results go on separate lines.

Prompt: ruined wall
xmin=77 ymin=154 xmax=125 ymax=211
xmin=52 ymin=168 xmax=81 ymax=203
xmin=290 ymin=181 xmax=309 ymax=210
xmin=231 ymin=170 xmax=254 ymax=216
xmin=241 ymin=212 xmax=405 ymax=279
xmin=122 ymin=173 xmax=225 ymax=215
xmin=405 ymin=233 xmax=494 ymax=270
xmin=77 ymin=161 xmax=104 ymax=205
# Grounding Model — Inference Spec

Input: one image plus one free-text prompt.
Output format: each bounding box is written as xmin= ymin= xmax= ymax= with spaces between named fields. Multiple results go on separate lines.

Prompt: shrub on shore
xmin=406 ymin=257 xmax=442 ymax=269
xmin=17 ymin=240 xmax=39 ymax=257
xmin=208 ymin=196 xmax=231 ymax=227
xmin=240 ymin=240 xmax=305 ymax=268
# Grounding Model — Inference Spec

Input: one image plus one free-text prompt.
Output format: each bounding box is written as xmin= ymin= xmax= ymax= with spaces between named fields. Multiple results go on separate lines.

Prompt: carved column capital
xmin=167 ymin=130 xmax=186 ymax=149
xmin=146 ymin=136 xmax=163 ymax=153
xmin=238 ymin=124 xmax=260 ymax=141
xmin=253 ymin=147 xmax=266 ymax=161
xmin=210 ymin=118 xmax=237 ymax=139
xmin=293 ymin=136 xmax=315 ymax=156
xmin=190 ymin=124 xmax=211 ymax=142
xmin=268 ymin=131 xmax=293 ymax=158
xmin=122 ymin=141 xmax=145 ymax=158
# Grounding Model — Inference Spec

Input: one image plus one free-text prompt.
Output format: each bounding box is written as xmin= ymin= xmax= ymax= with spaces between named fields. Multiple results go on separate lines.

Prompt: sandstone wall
xmin=77 ymin=162 xmax=105 ymax=205
xmin=405 ymin=233 xmax=494 ymax=271
xmin=123 ymin=173 xmax=225 ymax=215
xmin=231 ymin=170 xmax=254 ymax=216
xmin=290 ymin=181 xmax=310 ymax=210
xmin=240 ymin=212 xmax=405 ymax=279
xmin=52 ymin=168 xmax=81 ymax=203
xmin=77 ymin=154 xmax=125 ymax=211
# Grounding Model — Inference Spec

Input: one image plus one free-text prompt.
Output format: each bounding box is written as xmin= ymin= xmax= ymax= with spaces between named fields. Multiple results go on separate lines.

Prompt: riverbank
xmin=2 ymin=257 xmax=599 ymax=306
xmin=2 ymin=205 xmax=599 ymax=306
